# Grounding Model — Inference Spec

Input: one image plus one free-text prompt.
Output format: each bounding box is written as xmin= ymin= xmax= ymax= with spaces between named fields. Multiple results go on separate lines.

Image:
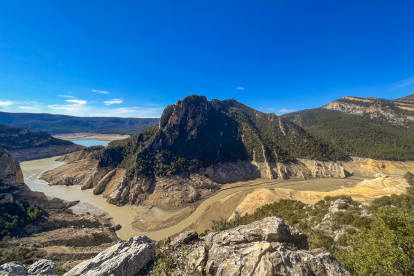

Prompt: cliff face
xmin=0 ymin=124 xmax=84 ymax=161
xmin=0 ymin=147 xmax=24 ymax=185
xmin=323 ymin=95 xmax=414 ymax=125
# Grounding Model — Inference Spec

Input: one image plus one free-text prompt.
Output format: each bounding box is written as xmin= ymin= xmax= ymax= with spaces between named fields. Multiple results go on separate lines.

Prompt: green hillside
xmin=282 ymin=108 xmax=414 ymax=160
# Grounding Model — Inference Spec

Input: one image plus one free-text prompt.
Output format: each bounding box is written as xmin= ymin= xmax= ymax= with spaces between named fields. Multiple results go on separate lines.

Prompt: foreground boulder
xmin=170 ymin=230 xmax=199 ymax=247
xmin=0 ymin=260 xmax=57 ymax=276
xmin=64 ymin=236 xmax=156 ymax=276
xmin=27 ymin=260 xmax=57 ymax=276
xmin=0 ymin=262 xmax=26 ymax=276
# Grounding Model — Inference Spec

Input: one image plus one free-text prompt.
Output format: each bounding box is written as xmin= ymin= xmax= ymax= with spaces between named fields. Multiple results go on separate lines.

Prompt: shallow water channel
xmin=20 ymin=157 xmax=365 ymax=240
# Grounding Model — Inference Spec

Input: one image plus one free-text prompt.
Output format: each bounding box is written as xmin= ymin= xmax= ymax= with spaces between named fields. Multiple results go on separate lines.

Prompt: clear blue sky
xmin=0 ymin=0 xmax=413 ymax=117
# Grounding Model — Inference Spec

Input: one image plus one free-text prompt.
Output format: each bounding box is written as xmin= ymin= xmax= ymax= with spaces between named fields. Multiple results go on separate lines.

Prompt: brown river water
xmin=20 ymin=157 xmax=366 ymax=241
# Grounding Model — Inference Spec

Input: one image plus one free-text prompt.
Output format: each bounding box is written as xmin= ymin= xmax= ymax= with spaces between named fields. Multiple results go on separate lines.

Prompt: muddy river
xmin=20 ymin=157 xmax=366 ymax=240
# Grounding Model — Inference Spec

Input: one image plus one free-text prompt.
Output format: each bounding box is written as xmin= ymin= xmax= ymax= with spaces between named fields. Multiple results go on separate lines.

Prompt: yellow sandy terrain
xmin=229 ymin=175 xmax=409 ymax=220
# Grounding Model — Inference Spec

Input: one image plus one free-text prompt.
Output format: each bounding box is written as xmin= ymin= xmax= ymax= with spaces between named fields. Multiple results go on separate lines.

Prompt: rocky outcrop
xmin=0 ymin=147 xmax=24 ymax=185
xmin=55 ymin=147 xmax=101 ymax=163
xmin=64 ymin=236 xmax=156 ymax=276
xmin=154 ymin=217 xmax=349 ymax=275
xmin=61 ymin=217 xmax=349 ymax=276
xmin=170 ymin=230 xmax=199 ymax=247
xmin=0 ymin=262 xmax=27 ymax=276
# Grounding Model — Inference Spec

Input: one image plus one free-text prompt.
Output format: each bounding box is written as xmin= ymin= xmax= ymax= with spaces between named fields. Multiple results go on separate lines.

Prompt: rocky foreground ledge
xmin=1 ymin=217 xmax=350 ymax=276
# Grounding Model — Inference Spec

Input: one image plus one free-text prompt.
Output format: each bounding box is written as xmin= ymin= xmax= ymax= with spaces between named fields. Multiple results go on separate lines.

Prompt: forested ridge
xmin=282 ymin=108 xmax=414 ymax=160
xmin=0 ymin=124 xmax=74 ymax=150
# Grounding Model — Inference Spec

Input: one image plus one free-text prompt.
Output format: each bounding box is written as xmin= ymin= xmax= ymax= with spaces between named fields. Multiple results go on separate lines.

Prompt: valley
xmin=2 ymin=95 xmax=414 ymax=275
xmin=21 ymin=154 xmax=410 ymax=241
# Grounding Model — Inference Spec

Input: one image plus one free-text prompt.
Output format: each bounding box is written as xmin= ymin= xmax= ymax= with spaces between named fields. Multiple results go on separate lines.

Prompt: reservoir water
xmin=68 ymin=139 xmax=109 ymax=147
xmin=20 ymin=157 xmax=366 ymax=241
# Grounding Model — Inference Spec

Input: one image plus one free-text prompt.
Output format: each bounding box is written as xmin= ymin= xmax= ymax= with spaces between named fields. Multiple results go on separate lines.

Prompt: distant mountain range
xmin=282 ymin=93 xmax=414 ymax=160
xmin=0 ymin=112 xmax=159 ymax=135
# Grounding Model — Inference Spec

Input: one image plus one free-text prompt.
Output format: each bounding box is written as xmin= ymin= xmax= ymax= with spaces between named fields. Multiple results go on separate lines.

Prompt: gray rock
xmin=27 ymin=259 xmax=57 ymax=275
xmin=204 ymin=217 xmax=308 ymax=250
xmin=200 ymin=217 xmax=349 ymax=276
xmin=0 ymin=262 xmax=26 ymax=276
xmin=253 ymin=247 xmax=350 ymax=276
xmin=170 ymin=230 xmax=199 ymax=246
xmin=64 ymin=236 xmax=156 ymax=276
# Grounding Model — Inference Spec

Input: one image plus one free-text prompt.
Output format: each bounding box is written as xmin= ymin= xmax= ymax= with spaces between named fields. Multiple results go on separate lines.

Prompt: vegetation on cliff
xmin=92 ymin=95 xmax=345 ymax=179
xmin=0 ymin=182 xmax=43 ymax=239
xmin=0 ymin=202 xmax=42 ymax=239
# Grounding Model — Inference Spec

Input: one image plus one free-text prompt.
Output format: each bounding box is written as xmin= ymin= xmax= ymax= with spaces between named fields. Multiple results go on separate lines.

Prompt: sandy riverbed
xmin=20 ymin=157 xmax=380 ymax=241
xmin=54 ymin=133 xmax=130 ymax=141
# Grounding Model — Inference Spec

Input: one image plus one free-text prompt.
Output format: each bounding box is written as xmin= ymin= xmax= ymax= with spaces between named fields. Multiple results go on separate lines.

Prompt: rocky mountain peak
xmin=159 ymin=95 xmax=210 ymax=141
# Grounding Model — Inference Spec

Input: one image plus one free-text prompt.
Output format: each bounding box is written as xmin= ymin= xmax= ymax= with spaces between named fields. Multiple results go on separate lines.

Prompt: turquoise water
xmin=68 ymin=139 xmax=109 ymax=147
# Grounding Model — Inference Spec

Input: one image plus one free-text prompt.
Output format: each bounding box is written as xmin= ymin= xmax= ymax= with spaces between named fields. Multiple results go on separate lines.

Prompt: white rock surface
xmin=27 ymin=259 xmax=57 ymax=275
xmin=0 ymin=262 xmax=26 ymax=276
xmin=64 ymin=236 xmax=155 ymax=276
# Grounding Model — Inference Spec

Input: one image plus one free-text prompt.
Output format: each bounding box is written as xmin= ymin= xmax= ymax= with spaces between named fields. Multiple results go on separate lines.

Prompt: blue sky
xmin=0 ymin=1 xmax=413 ymax=117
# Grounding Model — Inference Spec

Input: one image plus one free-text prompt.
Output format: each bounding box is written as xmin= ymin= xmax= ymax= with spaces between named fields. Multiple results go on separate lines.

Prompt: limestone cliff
xmin=0 ymin=124 xmax=84 ymax=161
xmin=323 ymin=95 xmax=414 ymax=125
